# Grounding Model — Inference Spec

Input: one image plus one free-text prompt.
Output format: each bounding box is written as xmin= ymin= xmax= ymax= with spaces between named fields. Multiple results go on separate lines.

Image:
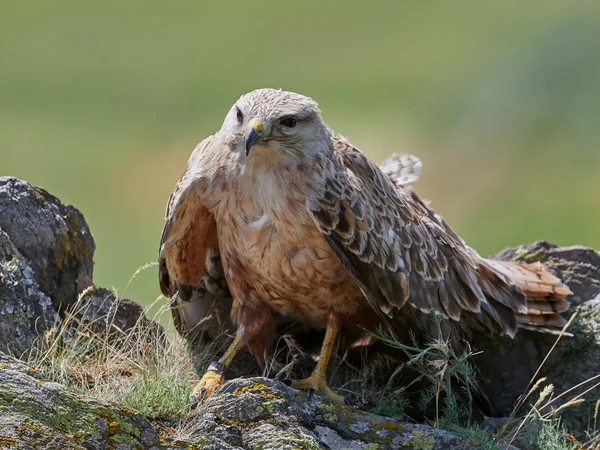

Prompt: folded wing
xmin=159 ymin=136 xmax=233 ymax=339
xmin=308 ymin=138 xmax=532 ymax=338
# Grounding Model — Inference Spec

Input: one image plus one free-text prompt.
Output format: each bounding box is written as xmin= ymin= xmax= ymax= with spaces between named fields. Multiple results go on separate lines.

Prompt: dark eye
xmin=236 ymin=107 xmax=243 ymax=124
xmin=280 ymin=117 xmax=297 ymax=128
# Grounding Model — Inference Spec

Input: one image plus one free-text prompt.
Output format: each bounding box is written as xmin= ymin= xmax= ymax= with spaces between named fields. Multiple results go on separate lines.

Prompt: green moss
xmin=406 ymin=429 xmax=435 ymax=450
xmin=315 ymin=403 xmax=338 ymax=424
xmin=442 ymin=423 xmax=498 ymax=450
xmin=512 ymin=246 xmax=548 ymax=263
xmin=250 ymin=430 xmax=321 ymax=450
xmin=368 ymin=397 xmax=409 ymax=422
xmin=514 ymin=246 xmax=530 ymax=260
xmin=190 ymin=435 xmax=212 ymax=447
xmin=361 ymin=444 xmax=381 ymax=450
xmin=0 ymin=258 xmax=18 ymax=274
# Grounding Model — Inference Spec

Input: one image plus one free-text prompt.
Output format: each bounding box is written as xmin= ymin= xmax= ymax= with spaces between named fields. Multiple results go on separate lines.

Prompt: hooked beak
xmin=245 ymin=118 xmax=264 ymax=156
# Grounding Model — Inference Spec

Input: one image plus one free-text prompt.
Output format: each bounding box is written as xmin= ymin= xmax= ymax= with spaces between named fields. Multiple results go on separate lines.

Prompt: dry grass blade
xmin=539 ymin=374 xmax=600 ymax=414
xmin=501 ymin=312 xmax=577 ymax=440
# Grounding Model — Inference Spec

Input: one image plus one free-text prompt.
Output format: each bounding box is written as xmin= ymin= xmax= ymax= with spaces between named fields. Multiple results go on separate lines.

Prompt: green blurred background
xmin=2 ymin=0 xmax=599 ymax=313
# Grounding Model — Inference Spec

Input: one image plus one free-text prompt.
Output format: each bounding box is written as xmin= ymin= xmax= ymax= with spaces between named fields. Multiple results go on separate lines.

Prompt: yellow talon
xmin=289 ymin=316 xmax=344 ymax=404
xmin=190 ymin=369 xmax=225 ymax=405
xmin=291 ymin=375 xmax=345 ymax=404
xmin=190 ymin=332 xmax=244 ymax=406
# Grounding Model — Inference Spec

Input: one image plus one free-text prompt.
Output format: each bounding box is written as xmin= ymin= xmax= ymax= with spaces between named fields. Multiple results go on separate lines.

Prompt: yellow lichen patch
xmin=35 ymin=380 xmax=45 ymax=386
xmin=120 ymin=407 xmax=134 ymax=416
xmin=232 ymin=386 xmax=250 ymax=396
xmin=107 ymin=420 xmax=121 ymax=435
xmin=225 ymin=418 xmax=243 ymax=428
xmin=232 ymin=382 xmax=281 ymax=400
xmin=259 ymin=390 xmax=281 ymax=400
xmin=0 ymin=436 xmax=17 ymax=447
xmin=27 ymin=366 xmax=41 ymax=376
xmin=17 ymin=421 xmax=52 ymax=440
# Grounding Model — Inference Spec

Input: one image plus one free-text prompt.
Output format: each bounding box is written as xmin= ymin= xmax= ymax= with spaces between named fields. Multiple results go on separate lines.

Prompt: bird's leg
xmin=190 ymin=327 xmax=244 ymax=406
xmin=288 ymin=315 xmax=344 ymax=404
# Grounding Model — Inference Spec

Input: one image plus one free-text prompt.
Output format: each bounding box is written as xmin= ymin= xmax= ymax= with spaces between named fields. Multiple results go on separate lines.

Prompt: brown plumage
xmin=158 ymin=89 xmax=571 ymax=403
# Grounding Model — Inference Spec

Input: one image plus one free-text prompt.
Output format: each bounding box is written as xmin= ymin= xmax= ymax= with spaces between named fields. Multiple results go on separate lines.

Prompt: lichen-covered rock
xmin=477 ymin=241 xmax=600 ymax=437
xmin=0 ymin=177 xmax=159 ymax=357
xmin=0 ymin=356 xmax=471 ymax=450
xmin=0 ymin=231 xmax=59 ymax=355
xmin=0 ymin=354 xmax=195 ymax=450
xmin=187 ymin=377 xmax=474 ymax=450
xmin=0 ymin=177 xmax=95 ymax=312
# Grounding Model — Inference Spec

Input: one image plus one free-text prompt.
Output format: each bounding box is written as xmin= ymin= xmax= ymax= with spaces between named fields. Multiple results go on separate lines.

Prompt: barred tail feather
xmin=482 ymin=259 xmax=572 ymax=335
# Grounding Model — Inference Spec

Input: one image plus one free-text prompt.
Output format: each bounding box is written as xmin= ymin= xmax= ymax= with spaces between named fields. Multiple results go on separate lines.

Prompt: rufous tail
xmin=482 ymin=259 xmax=572 ymax=335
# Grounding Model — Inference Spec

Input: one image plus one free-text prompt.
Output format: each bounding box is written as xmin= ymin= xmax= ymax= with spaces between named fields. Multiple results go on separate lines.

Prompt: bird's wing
xmin=159 ymin=136 xmax=234 ymax=338
xmin=308 ymin=137 xmax=527 ymax=337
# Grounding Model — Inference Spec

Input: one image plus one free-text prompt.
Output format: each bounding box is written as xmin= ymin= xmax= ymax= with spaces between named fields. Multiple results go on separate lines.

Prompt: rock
xmin=187 ymin=377 xmax=474 ymax=449
xmin=0 ymin=230 xmax=60 ymax=356
xmin=476 ymin=241 xmax=600 ymax=437
xmin=0 ymin=353 xmax=191 ymax=450
xmin=77 ymin=287 xmax=158 ymax=334
xmin=0 ymin=177 xmax=159 ymax=358
xmin=0 ymin=177 xmax=95 ymax=312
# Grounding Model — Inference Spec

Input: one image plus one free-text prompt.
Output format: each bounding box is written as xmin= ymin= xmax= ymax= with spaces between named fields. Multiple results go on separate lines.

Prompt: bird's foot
xmin=284 ymin=375 xmax=345 ymax=404
xmin=189 ymin=362 xmax=225 ymax=407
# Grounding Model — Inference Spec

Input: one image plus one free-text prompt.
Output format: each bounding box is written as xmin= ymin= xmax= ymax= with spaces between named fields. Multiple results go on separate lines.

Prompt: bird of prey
xmin=159 ymin=89 xmax=571 ymax=404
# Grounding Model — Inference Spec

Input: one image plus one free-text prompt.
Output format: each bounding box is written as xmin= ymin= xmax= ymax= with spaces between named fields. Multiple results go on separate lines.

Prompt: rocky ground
xmin=0 ymin=352 xmax=471 ymax=449
xmin=1 ymin=176 xmax=598 ymax=449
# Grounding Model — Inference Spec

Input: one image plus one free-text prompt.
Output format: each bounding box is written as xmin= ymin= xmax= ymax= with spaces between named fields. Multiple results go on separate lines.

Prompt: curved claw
xmin=287 ymin=376 xmax=345 ymax=404
xmin=198 ymin=387 xmax=207 ymax=399
xmin=189 ymin=387 xmax=208 ymax=408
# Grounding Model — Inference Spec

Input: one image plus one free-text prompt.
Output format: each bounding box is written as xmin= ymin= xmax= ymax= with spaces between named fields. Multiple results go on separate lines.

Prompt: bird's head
xmin=219 ymin=89 xmax=332 ymax=161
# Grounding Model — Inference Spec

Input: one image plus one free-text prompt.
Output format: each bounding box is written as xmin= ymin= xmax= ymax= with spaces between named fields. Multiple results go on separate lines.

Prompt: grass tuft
xmin=119 ymin=370 xmax=191 ymax=419
xmin=371 ymin=313 xmax=600 ymax=450
xmin=372 ymin=315 xmax=482 ymax=426
xmin=21 ymin=265 xmax=216 ymax=426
